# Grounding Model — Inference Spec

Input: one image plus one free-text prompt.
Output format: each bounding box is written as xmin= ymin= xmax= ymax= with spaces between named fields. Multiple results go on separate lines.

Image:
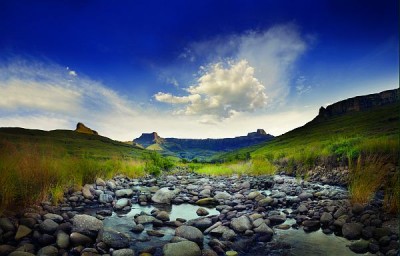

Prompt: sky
xmin=0 ymin=0 xmax=398 ymax=140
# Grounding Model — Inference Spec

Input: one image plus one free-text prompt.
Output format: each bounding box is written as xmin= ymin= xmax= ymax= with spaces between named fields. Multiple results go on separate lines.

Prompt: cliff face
xmin=133 ymin=129 xmax=274 ymax=155
xmin=315 ymin=89 xmax=398 ymax=121
xmin=75 ymin=122 xmax=98 ymax=135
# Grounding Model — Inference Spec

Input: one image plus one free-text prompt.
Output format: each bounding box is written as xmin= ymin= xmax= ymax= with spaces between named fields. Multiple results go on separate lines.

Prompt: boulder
xmin=99 ymin=194 xmax=113 ymax=204
xmin=39 ymin=219 xmax=59 ymax=234
xmin=114 ymin=198 xmax=130 ymax=210
xmin=342 ymin=223 xmax=363 ymax=240
xmin=56 ymin=231 xmax=70 ymax=249
xmin=82 ymin=185 xmax=94 ymax=199
xmin=196 ymin=198 xmax=217 ymax=206
xmin=72 ymin=214 xmax=103 ymax=235
xmin=135 ymin=215 xmax=155 ymax=224
xmin=175 ymin=225 xmax=204 ymax=244
xmin=163 ymin=241 xmax=201 ymax=256
xmin=15 ymin=225 xmax=32 ymax=240
xmin=70 ymin=232 xmax=92 ymax=246
xmin=349 ymin=240 xmax=369 ymax=253
xmin=0 ymin=218 xmax=15 ymax=232
xmin=254 ymin=223 xmax=273 ymax=235
xmin=214 ymin=192 xmax=231 ymax=200
xmin=101 ymin=229 xmax=130 ymax=248
xmin=156 ymin=211 xmax=170 ymax=221
xmin=112 ymin=249 xmax=135 ymax=256
xmin=196 ymin=207 xmax=209 ymax=216
xmin=37 ymin=246 xmax=58 ymax=256
xmin=230 ymin=216 xmax=252 ymax=233
xmin=152 ymin=188 xmax=180 ymax=204
xmin=320 ymin=212 xmax=333 ymax=225
xmin=115 ymin=189 xmax=133 ymax=198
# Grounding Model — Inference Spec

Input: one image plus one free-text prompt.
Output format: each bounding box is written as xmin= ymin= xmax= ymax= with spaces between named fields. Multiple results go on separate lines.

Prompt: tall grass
xmin=0 ymin=140 xmax=147 ymax=213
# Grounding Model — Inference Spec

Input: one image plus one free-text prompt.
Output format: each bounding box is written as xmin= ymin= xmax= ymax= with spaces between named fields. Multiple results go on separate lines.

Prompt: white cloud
xmin=155 ymin=60 xmax=267 ymax=120
xmin=156 ymin=24 xmax=307 ymax=121
xmin=295 ymin=76 xmax=312 ymax=95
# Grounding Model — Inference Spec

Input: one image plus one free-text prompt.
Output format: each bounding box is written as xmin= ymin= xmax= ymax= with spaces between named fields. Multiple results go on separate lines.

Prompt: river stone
xmin=70 ymin=232 xmax=92 ymax=245
xmin=194 ymin=218 xmax=213 ymax=230
xmin=258 ymin=197 xmax=273 ymax=207
xmin=302 ymin=220 xmax=321 ymax=232
xmin=175 ymin=226 xmax=204 ymax=244
xmin=351 ymin=203 xmax=364 ymax=214
xmin=56 ymin=231 xmax=70 ymax=249
xmin=37 ymin=246 xmax=58 ymax=256
xmin=214 ymin=192 xmax=231 ymax=200
xmin=199 ymin=189 xmax=211 ymax=197
xmin=349 ymin=240 xmax=369 ymax=253
xmin=320 ymin=212 xmax=333 ymax=225
xmin=297 ymin=204 xmax=308 ymax=213
xmin=253 ymin=218 xmax=265 ymax=228
xmin=201 ymin=249 xmax=218 ymax=256
xmin=115 ymin=198 xmax=130 ymax=210
xmin=82 ymin=185 xmax=94 ymax=199
xmin=135 ymin=215 xmax=155 ymax=224
xmin=222 ymin=229 xmax=236 ymax=241
xmin=72 ymin=214 xmax=103 ymax=234
xmin=247 ymin=191 xmax=261 ymax=200
xmin=373 ymin=227 xmax=391 ymax=239
xmin=342 ymin=223 xmax=363 ymax=240
xmin=226 ymin=251 xmax=239 ymax=256
xmin=132 ymin=224 xmax=144 ymax=233
xmin=156 ymin=211 xmax=170 ymax=221
xmin=15 ymin=225 xmax=32 ymax=240
xmin=152 ymin=187 xmax=180 ymax=204
xmin=9 ymin=252 xmax=35 ymax=256
xmin=99 ymin=194 xmax=113 ymax=204
xmin=96 ymin=177 xmax=106 ymax=186
xmin=196 ymin=207 xmax=209 ymax=216
xmin=15 ymin=244 xmax=35 ymax=254
xmin=115 ymin=189 xmax=133 ymax=198
xmin=163 ymin=241 xmax=201 ymax=256
xmin=0 ymin=218 xmax=15 ymax=232
xmin=230 ymin=216 xmax=252 ymax=233
xmin=43 ymin=213 xmax=63 ymax=223
xmin=19 ymin=218 xmax=37 ymax=229
xmin=196 ymin=198 xmax=217 ymax=206
xmin=298 ymin=192 xmax=313 ymax=201
xmin=0 ymin=245 xmax=15 ymax=255
xmin=268 ymin=215 xmax=286 ymax=225
xmin=112 ymin=249 xmax=135 ymax=256
xmin=102 ymin=229 xmax=130 ymax=248
xmin=254 ymin=223 xmax=273 ymax=235
xmin=39 ymin=219 xmax=59 ymax=234
xmin=107 ymin=180 xmax=117 ymax=190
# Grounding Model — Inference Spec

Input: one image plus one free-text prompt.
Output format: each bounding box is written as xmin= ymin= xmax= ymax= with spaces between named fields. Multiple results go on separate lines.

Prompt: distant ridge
xmin=75 ymin=122 xmax=98 ymax=135
xmin=133 ymin=129 xmax=274 ymax=160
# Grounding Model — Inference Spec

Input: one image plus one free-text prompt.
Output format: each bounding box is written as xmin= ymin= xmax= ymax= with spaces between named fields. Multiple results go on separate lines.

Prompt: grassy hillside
xmin=216 ymin=103 xmax=399 ymax=166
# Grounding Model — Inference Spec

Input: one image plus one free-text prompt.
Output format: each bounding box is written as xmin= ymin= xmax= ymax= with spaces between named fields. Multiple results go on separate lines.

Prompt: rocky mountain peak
xmin=75 ymin=122 xmax=98 ymax=135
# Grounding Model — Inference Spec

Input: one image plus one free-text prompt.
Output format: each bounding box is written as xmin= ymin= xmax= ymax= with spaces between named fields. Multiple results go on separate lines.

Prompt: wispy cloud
xmin=155 ymin=24 xmax=307 ymax=122
xmin=295 ymin=76 xmax=312 ymax=95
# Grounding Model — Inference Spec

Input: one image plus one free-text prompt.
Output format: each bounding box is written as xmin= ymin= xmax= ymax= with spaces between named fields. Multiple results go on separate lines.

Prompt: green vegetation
xmin=0 ymin=129 xmax=176 ymax=213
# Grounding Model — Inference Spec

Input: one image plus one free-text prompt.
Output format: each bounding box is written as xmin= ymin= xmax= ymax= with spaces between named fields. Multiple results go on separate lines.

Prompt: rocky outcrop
xmin=314 ymin=89 xmax=398 ymax=121
xmin=75 ymin=122 xmax=98 ymax=135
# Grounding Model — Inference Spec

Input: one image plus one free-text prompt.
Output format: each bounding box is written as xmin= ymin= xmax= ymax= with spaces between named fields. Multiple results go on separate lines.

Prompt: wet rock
xmin=268 ymin=214 xmax=286 ymax=225
xmin=258 ymin=197 xmax=273 ymax=207
xmin=342 ymin=223 xmax=363 ymax=240
xmin=0 ymin=245 xmax=16 ymax=256
xmin=351 ymin=203 xmax=364 ymax=215
xmin=302 ymin=220 xmax=320 ymax=232
xmin=8 ymin=252 xmax=35 ymax=256
xmin=38 ymin=233 xmax=55 ymax=245
xmin=201 ymin=248 xmax=218 ymax=256
xmin=195 ymin=218 xmax=213 ymax=230
xmin=230 ymin=216 xmax=252 ymax=233
xmin=82 ymin=185 xmax=94 ymax=199
xmin=214 ymin=192 xmax=231 ymax=200
xmin=99 ymin=194 xmax=114 ymax=204
xmin=196 ymin=198 xmax=218 ymax=206
xmin=163 ymin=241 xmax=201 ymax=256
xmin=196 ymin=207 xmax=209 ymax=216
xmin=39 ymin=219 xmax=59 ymax=234
xmin=155 ymin=211 xmax=170 ymax=221
xmin=101 ymin=229 xmax=130 ymax=249
xmin=43 ymin=213 xmax=63 ymax=223
xmin=37 ymin=245 xmax=58 ymax=256
xmin=298 ymin=192 xmax=313 ymax=201
xmin=19 ymin=218 xmax=36 ymax=229
xmin=320 ymin=212 xmax=333 ymax=225
xmin=135 ymin=215 xmax=155 ymax=224
xmin=226 ymin=251 xmax=239 ymax=256
xmin=152 ymin=187 xmax=180 ymax=204
xmin=176 ymin=226 xmax=204 ymax=244
xmin=247 ymin=191 xmax=261 ymax=200
xmin=112 ymin=248 xmax=135 ymax=256
xmin=56 ymin=230 xmax=70 ymax=249
xmin=15 ymin=244 xmax=35 ymax=254
xmin=132 ymin=224 xmax=144 ymax=233
xmin=115 ymin=189 xmax=133 ymax=198
xmin=72 ymin=214 xmax=103 ymax=235
xmin=199 ymin=189 xmax=211 ymax=197
xmin=0 ymin=218 xmax=15 ymax=232
xmin=349 ymin=240 xmax=369 ymax=253
xmin=15 ymin=225 xmax=32 ymax=240
xmin=297 ymin=204 xmax=308 ymax=213
xmin=70 ymin=232 xmax=92 ymax=245
xmin=115 ymin=198 xmax=130 ymax=210
xmin=222 ymin=229 xmax=236 ymax=241
xmin=254 ymin=223 xmax=273 ymax=235
xmin=374 ymin=227 xmax=391 ymax=240
xmin=146 ymin=230 xmax=164 ymax=237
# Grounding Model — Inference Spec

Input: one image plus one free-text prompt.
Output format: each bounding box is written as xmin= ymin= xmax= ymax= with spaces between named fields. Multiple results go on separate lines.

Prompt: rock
xmin=342 ymin=223 xmax=363 ymax=240
xmin=115 ymin=198 xmax=130 ymax=210
xmin=152 ymin=187 xmax=180 ymax=204
xmin=147 ymin=230 xmax=164 ymax=237
xmin=298 ymin=192 xmax=313 ymax=201
xmin=199 ymin=189 xmax=211 ymax=197
xmin=222 ymin=229 xmax=236 ymax=241
xmin=37 ymin=245 xmax=58 ymax=256
xmin=297 ymin=204 xmax=308 ymax=213
xmin=96 ymin=178 xmax=106 ymax=186
xmin=247 ymin=191 xmax=261 ymax=200
xmin=374 ymin=227 xmax=391 ymax=239
xmin=15 ymin=225 xmax=32 ymax=240
xmin=201 ymin=249 xmax=218 ymax=256
xmin=226 ymin=251 xmax=239 ymax=256
xmin=351 ymin=203 xmax=364 ymax=214
xmin=302 ymin=220 xmax=321 ymax=232
xmin=43 ymin=213 xmax=63 ymax=223
xmin=214 ymin=192 xmax=231 ymax=200
xmin=15 ymin=244 xmax=35 ymax=254
xmin=163 ymin=241 xmax=201 ymax=256
xmin=9 ymin=252 xmax=35 ymax=256
xmin=196 ymin=207 xmax=209 ymax=216
xmin=82 ymin=185 xmax=94 ymax=199
xmin=99 ymin=194 xmax=114 ymax=204
xmin=102 ymin=229 xmax=130 ymax=248
xmin=70 ymin=232 xmax=92 ymax=245
xmin=175 ymin=226 xmax=204 ymax=244
xmin=72 ymin=214 xmax=103 ymax=235
xmin=156 ymin=211 xmax=170 ymax=221
xmin=349 ymin=240 xmax=369 ymax=253
xmin=254 ymin=223 xmax=273 ymax=235
xmin=112 ymin=249 xmax=135 ymax=256
xmin=230 ymin=216 xmax=252 ymax=233
xmin=196 ymin=198 xmax=218 ymax=206
xmin=268 ymin=215 xmax=286 ymax=225
xmin=107 ymin=180 xmax=117 ymax=190
xmin=0 ymin=218 xmax=15 ymax=232
xmin=56 ymin=231 xmax=70 ymax=249
xmin=320 ymin=212 xmax=333 ymax=225
xmin=0 ymin=245 xmax=16 ymax=256
xmin=135 ymin=215 xmax=155 ymax=224
xmin=115 ymin=189 xmax=134 ymax=198
xmin=132 ymin=224 xmax=144 ymax=233
xmin=39 ymin=219 xmax=59 ymax=234
xmin=194 ymin=218 xmax=213 ymax=230
xmin=259 ymin=197 xmax=274 ymax=208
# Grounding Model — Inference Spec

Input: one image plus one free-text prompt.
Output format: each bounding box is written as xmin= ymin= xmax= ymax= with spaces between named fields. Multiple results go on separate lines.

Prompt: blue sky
xmin=0 ymin=0 xmax=398 ymax=140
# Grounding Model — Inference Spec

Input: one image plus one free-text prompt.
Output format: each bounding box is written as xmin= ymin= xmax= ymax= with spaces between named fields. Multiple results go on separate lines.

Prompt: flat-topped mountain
xmin=133 ymin=129 xmax=274 ymax=160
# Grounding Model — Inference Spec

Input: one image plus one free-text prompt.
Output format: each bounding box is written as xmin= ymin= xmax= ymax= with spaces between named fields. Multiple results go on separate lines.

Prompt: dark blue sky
xmin=0 ymin=0 xmax=398 ymax=139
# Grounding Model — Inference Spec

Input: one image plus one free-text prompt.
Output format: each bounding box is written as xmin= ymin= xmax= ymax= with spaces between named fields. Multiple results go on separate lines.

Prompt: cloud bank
xmin=155 ymin=24 xmax=307 ymax=121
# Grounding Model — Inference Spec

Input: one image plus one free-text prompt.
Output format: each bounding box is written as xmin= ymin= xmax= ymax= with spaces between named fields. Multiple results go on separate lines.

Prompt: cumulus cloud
xmin=156 ymin=24 xmax=307 ymax=121
xmin=155 ymin=60 xmax=267 ymax=120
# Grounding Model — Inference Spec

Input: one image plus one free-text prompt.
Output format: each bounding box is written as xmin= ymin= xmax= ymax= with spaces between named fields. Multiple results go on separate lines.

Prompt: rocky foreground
xmin=0 ymin=172 xmax=398 ymax=256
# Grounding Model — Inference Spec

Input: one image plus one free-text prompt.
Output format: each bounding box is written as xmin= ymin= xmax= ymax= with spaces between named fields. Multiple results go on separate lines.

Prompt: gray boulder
xmin=115 ymin=189 xmax=133 ymax=198
xmin=175 ymin=225 xmax=204 ymax=244
xmin=101 ymin=229 xmax=130 ymax=248
xmin=152 ymin=187 xmax=180 ymax=204
xmin=112 ymin=249 xmax=135 ymax=256
xmin=72 ymin=214 xmax=103 ymax=235
xmin=163 ymin=241 xmax=201 ymax=256
xmin=230 ymin=216 xmax=252 ymax=233
xmin=39 ymin=219 xmax=59 ymax=234
xmin=342 ymin=223 xmax=363 ymax=240
xmin=214 ymin=192 xmax=231 ymax=200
